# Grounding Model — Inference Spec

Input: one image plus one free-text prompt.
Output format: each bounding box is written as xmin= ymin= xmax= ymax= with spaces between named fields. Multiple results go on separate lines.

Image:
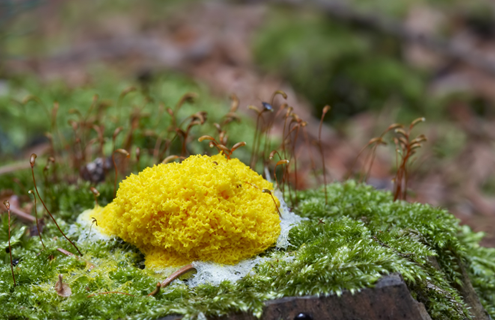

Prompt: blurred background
xmin=1 ymin=0 xmax=495 ymax=245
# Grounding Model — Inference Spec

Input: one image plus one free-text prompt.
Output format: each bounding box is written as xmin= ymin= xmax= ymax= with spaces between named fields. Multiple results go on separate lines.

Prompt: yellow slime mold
xmin=92 ymin=154 xmax=281 ymax=269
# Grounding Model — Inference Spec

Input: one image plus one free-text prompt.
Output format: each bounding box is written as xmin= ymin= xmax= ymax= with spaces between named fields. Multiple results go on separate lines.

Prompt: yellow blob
xmin=92 ymin=154 xmax=281 ymax=269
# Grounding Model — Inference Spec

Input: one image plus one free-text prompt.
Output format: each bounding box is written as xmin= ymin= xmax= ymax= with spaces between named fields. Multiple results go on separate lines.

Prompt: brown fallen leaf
xmin=54 ymin=274 xmax=72 ymax=298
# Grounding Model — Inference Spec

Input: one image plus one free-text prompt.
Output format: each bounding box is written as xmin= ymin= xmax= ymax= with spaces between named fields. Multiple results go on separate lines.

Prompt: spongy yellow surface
xmin=93 ymin=154 xmax=281 ymax=269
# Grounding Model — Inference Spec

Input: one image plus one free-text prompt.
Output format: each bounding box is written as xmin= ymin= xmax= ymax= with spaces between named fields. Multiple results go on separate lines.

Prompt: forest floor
xmin=2 ymin=0 xmax=495 ymax=246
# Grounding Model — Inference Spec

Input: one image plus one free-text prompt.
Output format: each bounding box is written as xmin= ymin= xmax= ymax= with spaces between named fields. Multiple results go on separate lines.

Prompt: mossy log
xmin=158 ymin=271 xmax=489 ymax=320
xmin=214 ymin=273 xmax=432 ymax=320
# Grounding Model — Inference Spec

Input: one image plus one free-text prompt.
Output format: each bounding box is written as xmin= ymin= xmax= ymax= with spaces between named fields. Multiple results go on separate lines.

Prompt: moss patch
xmin=0 ymin=180 xmax=493 ymax=319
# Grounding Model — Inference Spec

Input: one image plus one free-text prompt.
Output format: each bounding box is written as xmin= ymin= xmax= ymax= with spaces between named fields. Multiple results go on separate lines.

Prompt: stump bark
xmin=158 ymin=273 xmax=432 ymax=320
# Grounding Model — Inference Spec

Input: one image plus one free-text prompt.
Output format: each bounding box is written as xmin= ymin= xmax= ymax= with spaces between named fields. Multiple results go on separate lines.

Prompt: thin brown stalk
xmin=112 ymin=127 xmax=124 ymax=153
xmin=249 ymin=104 xmax=272 ymax=168
xmin=403 ymin=167 xmax=409 ymax=201
xmin=123 ymin=112 xmax=139 ymax=152
xmin=135 ymin=147 xmax=141 ymax=172
xmin=280 ymin=108 xmax=294 ymax=189
xmin=56 ymin=247 xmax=95 ymax=272
xmin=30 ymin=154 xmax=82 ymax=256
xmin=83 ymin=138 xmax=98 ymax=161
xmin=262 ymin=189 xmax=282 ymax=218
xmin=57 ymin=247 xmax=74 ymax=256
xmin=259 ymin=102 xmax=275 ymax=165
xmin=28 ymin=190 xmax=45 ymax=249
xmin=147 ymin=283 xmax=161 ymax=296
xmin=45 ymin=132 xmax=55 ymax=158
xmin=152 ymin=134 xmax=162 ymax=164
xmin=262 ymin=91 xmax=287 ymax=164
xmin=161 ymin=264 xmax=196 ymax=287
xmin=259 ymin=104 xmax=273 ymax=165
xmin=90 ymin=187 xmax=100 ymax=207
xmin=22 ymin=95 xmax=50 ymax=119
xmin=68 ymin=110 xmax=87 ymax=153
xmin=175 ymin=129 xmax=187 ymax=157
xmin=68 ymin=120 xmax=84 ymax=168
xmin=364 ymin=139 xmax=386 ymax=183
xmin=289 ymin=123 xmax=300 ymax=206
xmin=229 ymin=141 xmax=247 ymax=158
xmin=112 ymin=149 xmax=130 ymax=197
xmin=197 ymin=136 xmax=241 ymax=159
xmin=358 ymin=145 xmax=374 ymax=183
xmin=117 ymin=86 xmax=137 ymax=124
xmin=263 ymin=103 xmax=288 ymax=163
xmin=158 ymin=139 xmax=171 ymax=162
xmin=318 ymin=106 xmax=330 ymax=205
xmin=84 ymin=94 xmax=99 ymax=125
xmin=174 ymin=93 xmax=197 ymax=114
xmin=154 ymin=103 xmax=166 ymax=130
xmin=273 ymin=160 xmax=289 ymax=190
xmin=230 ymin=93 xmax=239 ymax=112
xmin=390 ymin=118 xmax=426 ymax=201
xmin=301 ymin=125 xmax=318 ymax=183
xmin=284 ymin=119 xmax=300 ymax=206
xmin=269 ymin=150 xmax=285 ymax=194
xmin=43 ymin=157 xmax=55 ymax=191
xmin=249 ymin=106 xmax=262 ymax=168
xmin=162 ymin=155 xmax=185 ymax=164
xmin=3 ymin=201 xmax=16 ymax=286
xmin=244 ymin=181 xmax=260 ymax=190
xmin=167 ymin=108 xmax=176 ymax=131
xmin=92 ymin=125 xmax=105 ymax=158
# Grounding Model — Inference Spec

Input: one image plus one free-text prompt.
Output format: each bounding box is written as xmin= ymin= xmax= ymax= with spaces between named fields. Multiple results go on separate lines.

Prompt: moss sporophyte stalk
xmin=84 ymin=153 xmax=281 ymax=269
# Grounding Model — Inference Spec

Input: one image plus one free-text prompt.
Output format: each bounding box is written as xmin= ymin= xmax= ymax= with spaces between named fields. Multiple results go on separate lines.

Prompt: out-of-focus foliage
xmin=0 ymin=0 xmax=42 ymax=27
xmin=254 ymin=9 xmax=428 ymax=121
xmin=254 ymin=1 xmax=494 ymax=122
xmin=0 ymin=72 xmax=254 ymax=160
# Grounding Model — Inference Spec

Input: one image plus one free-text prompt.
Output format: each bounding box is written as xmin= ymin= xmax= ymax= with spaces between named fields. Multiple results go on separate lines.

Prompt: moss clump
xmin=0 ymin=180 xmax=494 ymax=319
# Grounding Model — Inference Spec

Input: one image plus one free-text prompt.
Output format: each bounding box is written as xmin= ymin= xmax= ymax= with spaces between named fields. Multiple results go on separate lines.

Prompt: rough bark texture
xmin=159 ymin=273 xmax=432 ymax=320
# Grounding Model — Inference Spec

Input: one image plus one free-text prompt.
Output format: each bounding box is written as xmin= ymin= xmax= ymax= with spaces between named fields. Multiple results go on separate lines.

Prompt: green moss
xmin=0 ymin=69 xmax=492 ymax=320
xmin=1 ymin=180 xmax=494 ymax=319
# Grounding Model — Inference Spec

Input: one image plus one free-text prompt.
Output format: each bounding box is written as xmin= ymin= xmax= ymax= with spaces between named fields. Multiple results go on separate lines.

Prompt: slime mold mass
xmin=92 ymin=154 xmax=281 ymax=269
